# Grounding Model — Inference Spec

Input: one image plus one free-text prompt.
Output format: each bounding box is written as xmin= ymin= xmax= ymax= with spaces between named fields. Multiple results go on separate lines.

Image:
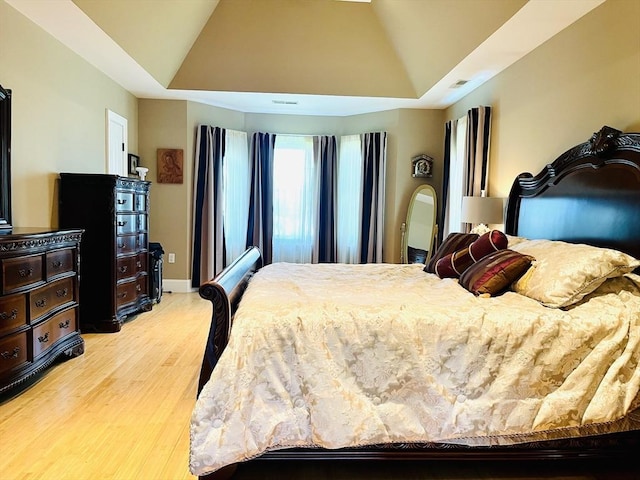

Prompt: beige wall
xmin=446 ymin=0 xmax=640 ymax=200
xmin=1 ymin=1 xmax=138 ymax=228
xmin=139 ymin=104 xmax=441 ymax=283
xmin=137 ymin=99 xmax=246 ymax=282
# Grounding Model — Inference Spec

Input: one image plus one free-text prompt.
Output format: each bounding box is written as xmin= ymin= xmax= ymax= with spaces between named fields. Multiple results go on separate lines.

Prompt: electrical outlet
xmin=168 ymin=253 xmax=176 ymax=263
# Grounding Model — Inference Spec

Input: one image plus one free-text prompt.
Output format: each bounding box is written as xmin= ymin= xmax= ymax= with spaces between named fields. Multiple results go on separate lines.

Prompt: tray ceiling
xmin=6 ymin=0 xmax=605 ymax=115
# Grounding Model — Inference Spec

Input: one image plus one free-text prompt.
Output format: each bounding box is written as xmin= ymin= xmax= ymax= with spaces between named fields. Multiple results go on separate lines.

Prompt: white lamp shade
xmin=461 ymin=196 xmax=505 ymax=224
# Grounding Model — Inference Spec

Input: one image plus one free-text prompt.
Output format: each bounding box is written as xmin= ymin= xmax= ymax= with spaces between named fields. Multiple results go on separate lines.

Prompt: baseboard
xmin=162 ymin=279 xmax=198 ymax=294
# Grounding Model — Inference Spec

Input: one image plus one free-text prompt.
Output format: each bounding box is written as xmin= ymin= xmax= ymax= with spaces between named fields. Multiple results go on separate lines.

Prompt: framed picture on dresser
xmin=128 ymin=153 xmax=140 ymax=175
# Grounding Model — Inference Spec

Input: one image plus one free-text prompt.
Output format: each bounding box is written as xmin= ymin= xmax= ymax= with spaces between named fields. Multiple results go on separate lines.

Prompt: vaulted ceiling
xmin=7 ymin=0 xmax=604 ymax=115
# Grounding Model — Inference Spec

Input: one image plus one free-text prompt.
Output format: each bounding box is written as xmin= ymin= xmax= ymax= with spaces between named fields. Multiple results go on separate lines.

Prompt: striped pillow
xmin=460 ymin=249 xmax=534 ymax=296
xmin=469 ymin=230 xmax=508 ymax=261
xmin=435 ymin=230 xmax=508 ymax=278
xmin=424 ymin=233 xmax=478 ymax=273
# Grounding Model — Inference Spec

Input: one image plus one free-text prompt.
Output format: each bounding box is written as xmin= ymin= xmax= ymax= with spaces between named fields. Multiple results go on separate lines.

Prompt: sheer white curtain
xmin=444 ymin=115 xmax=467 ymax=236
xmin=442 ymin=106 xmax=492 ymax=237
xmin=336 ymin=134 xmax=362 ymax=263
xmin=223 ymin=129 xmax=250 ymax=265
xmin=272 ymin=135 xmax=317 ymax=263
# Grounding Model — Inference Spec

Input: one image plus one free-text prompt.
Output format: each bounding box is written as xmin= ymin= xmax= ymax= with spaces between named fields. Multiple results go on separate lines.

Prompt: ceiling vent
xmin=451 ymin=79 xmax=469 ymax=88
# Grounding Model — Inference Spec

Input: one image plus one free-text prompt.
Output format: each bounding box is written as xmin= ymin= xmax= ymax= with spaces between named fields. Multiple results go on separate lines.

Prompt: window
xmin=272 ymin=135 xmax=316 ymax=263
xmin=337 ymin=134 xmax=362 ymax=263
xmin=222 ymin=129 xmax=250 ymax=265
xmin=445 ymin=115 xmax=467 ymax=236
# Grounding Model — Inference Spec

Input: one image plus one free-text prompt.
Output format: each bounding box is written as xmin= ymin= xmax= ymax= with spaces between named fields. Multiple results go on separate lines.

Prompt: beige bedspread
xmin=190 ymin=263 xmax=640 ymax=475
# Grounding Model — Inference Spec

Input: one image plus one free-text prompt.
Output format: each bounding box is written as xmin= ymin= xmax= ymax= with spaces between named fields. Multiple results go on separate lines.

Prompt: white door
xmin=106 ymin=109 xmax=128 ymax=176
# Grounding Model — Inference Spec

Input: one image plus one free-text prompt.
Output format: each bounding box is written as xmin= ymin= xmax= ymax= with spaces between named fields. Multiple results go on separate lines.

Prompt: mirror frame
xmin=0 ymin=85 xmax=12 ymax=231
xmin=402 ymin=184 xmax=438 ymax=264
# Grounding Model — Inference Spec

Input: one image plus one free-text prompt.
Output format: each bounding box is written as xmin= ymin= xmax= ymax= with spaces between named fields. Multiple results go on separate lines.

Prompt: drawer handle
xmin=136 ymin=261 xmax=142 ymax=268
xmin=35 ymin=299 xmax=47 ymax=308
xmin=136 ymin=239 xmax=141 ymax=247
xmin=0 ymin=309 xmax=18 ymax=320
xmin=117 ymin=199 xmax=127 ymax=205
xmin=118 ymin=221 xmax=128 ymax=227
xmin=1 ymin=346 xmax=20 ymax=360
xmin=136 ymin=284 xmax=141 ymax=292
xmin=38 ymin=332 xmax=50 ymax=343
xmin=56 ymin=288 xmax=68 ymax=298
xmin=118 ymin=242 xmax=126 ymax=249
xmin=119 ymin=266 xmax=128 ymax=273
xmin=18 ymin=268 xmax=34 ymax=278
xmin=118 ymin=292 xmax=128 ymax=299
xmin=51 ymin=260 xmax=63 ymax=268
xmin=59 ymin=319 xmax=71 ymax=329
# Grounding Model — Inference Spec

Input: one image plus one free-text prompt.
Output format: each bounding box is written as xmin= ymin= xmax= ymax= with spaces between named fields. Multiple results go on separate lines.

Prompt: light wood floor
xmin=0 ymin=292 xmax=208 ymax=480
xmin=0 ymin=292 xmax=637 ymax=480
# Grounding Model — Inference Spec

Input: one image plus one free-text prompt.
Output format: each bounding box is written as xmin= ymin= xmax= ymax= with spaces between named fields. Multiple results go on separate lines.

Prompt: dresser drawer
xmin=46 ymin=248 xmax=75 ymax=280
xmin=116 ymin=191 xmax=135 ymax=212
xmin=135 ymin=253 xmax=147 ymax=274
xmin=2 ymin=254 xmax=45 ymax=294
xmin=116 ymin=280 xmax=138 ymax=309
xmin=116 ymin=235 xmax=138 ymax=255
xmin=137 ymin=233 xmax=147 ymax=251
xmin=134 ymin=193 xmax=146 ymax=212
xmin=0 ymin=293 xmax=27 ymax=336
xmin=136 ymin=275 xmax=148 ymax=296
xmin=116 ymin=214 xmax=137 ymax=235
xmin=29 ymin=277 xmax=75 ymax=322
xmin=137 ymin=214 xmax=147 ymax=233
xmin=0 ymin=331 xmax=28 ymax=377
xmin=116 ymin=255 xmax=139 ymax=281
xmin=32 ymin=307 xmax=77 ymax=358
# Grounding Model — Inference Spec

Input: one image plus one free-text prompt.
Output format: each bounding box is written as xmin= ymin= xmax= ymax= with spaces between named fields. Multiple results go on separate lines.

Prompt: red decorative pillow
xmin=460 ymin=249 xmax=534 ymax=296
xmin=435 ymin=230 xmax=509 ymax=279
xmin=434 ymin=249 xmax=475 ymax=278
xmin=424 ymin=233 xmax=478 ymax=273
xmin=469 ymin=230 xmax=508 ymax=261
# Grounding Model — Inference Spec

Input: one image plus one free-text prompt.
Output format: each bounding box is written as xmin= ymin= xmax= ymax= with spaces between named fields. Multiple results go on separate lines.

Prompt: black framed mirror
xmin=0 ymin=85 xmax=12 ymax=231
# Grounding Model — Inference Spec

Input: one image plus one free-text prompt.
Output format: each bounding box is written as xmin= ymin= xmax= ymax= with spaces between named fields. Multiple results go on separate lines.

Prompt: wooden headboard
xmin=505 ymin=126 xmax=640 ymax=260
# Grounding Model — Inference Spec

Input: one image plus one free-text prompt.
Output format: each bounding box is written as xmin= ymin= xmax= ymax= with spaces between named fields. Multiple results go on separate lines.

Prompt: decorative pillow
xmin=424 ymin=233 xmax=478 ymax=273
xmin=510 ymin=239 xmax=640 ymax=308
xmin=434 ymin=249 xmax=474 ymax=278
xmin=469 ymin=230 xmax=508 ymax=261
xmin=460 ymin=249 xmax=534 ymax=296
xmin=434 ymin=230 xmax=508 ymax=278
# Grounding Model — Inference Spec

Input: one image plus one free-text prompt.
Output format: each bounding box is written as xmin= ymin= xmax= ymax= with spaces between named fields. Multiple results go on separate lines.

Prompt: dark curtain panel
xmin=314 ymin=135 xmax=337 ymax=263
xmin=360 ymin=132 xmax=387 ymax=263
xmin=246 ymin=132 xmax=276 ymax=265
xmin=192 ymin=125 xmax=226 ymax=288
xmin=465 ymin=106 xmax=492 ymax=196
xmin=439 ymin=122 xmax=452 ymax=245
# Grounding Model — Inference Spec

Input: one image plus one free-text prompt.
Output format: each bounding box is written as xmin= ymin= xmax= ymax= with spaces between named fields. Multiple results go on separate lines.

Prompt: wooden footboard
xmin=197 ymin=246 xmax=262 ymax=395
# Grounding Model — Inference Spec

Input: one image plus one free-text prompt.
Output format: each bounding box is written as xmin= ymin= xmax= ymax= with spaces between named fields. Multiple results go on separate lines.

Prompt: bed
xmin=190 ymin=125 xmax=640 ymax=478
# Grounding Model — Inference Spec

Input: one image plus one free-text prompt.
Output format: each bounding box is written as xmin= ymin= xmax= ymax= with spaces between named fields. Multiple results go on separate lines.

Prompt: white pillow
xmin=510 ymin=239 xmax=640 ymax=308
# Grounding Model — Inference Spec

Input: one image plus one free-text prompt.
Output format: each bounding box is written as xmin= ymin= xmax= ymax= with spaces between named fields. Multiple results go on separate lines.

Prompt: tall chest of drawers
xmin=0 ymin=228 xmax=84 ymax=396
xmin=59 ymin=174 xmax=152 ymax=333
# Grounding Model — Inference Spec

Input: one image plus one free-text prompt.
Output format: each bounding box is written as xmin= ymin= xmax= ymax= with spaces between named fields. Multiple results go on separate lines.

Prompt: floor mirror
xmin=402 ymin=184 xmax=437 ymax=264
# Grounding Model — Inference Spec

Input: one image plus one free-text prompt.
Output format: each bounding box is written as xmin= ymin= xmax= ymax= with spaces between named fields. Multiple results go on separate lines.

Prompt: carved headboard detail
xmin=588 ymin=125 xmax=622 ymax=156
xmin=505 ymin=126 xmax=640 ymax=260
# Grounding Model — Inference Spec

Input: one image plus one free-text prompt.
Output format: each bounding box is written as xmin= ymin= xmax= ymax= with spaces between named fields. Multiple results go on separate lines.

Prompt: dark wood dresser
xmin=59 ymin=174 xmax=152 ymax=333
xmin=0 ymin=228 xmax=84 ymax=396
